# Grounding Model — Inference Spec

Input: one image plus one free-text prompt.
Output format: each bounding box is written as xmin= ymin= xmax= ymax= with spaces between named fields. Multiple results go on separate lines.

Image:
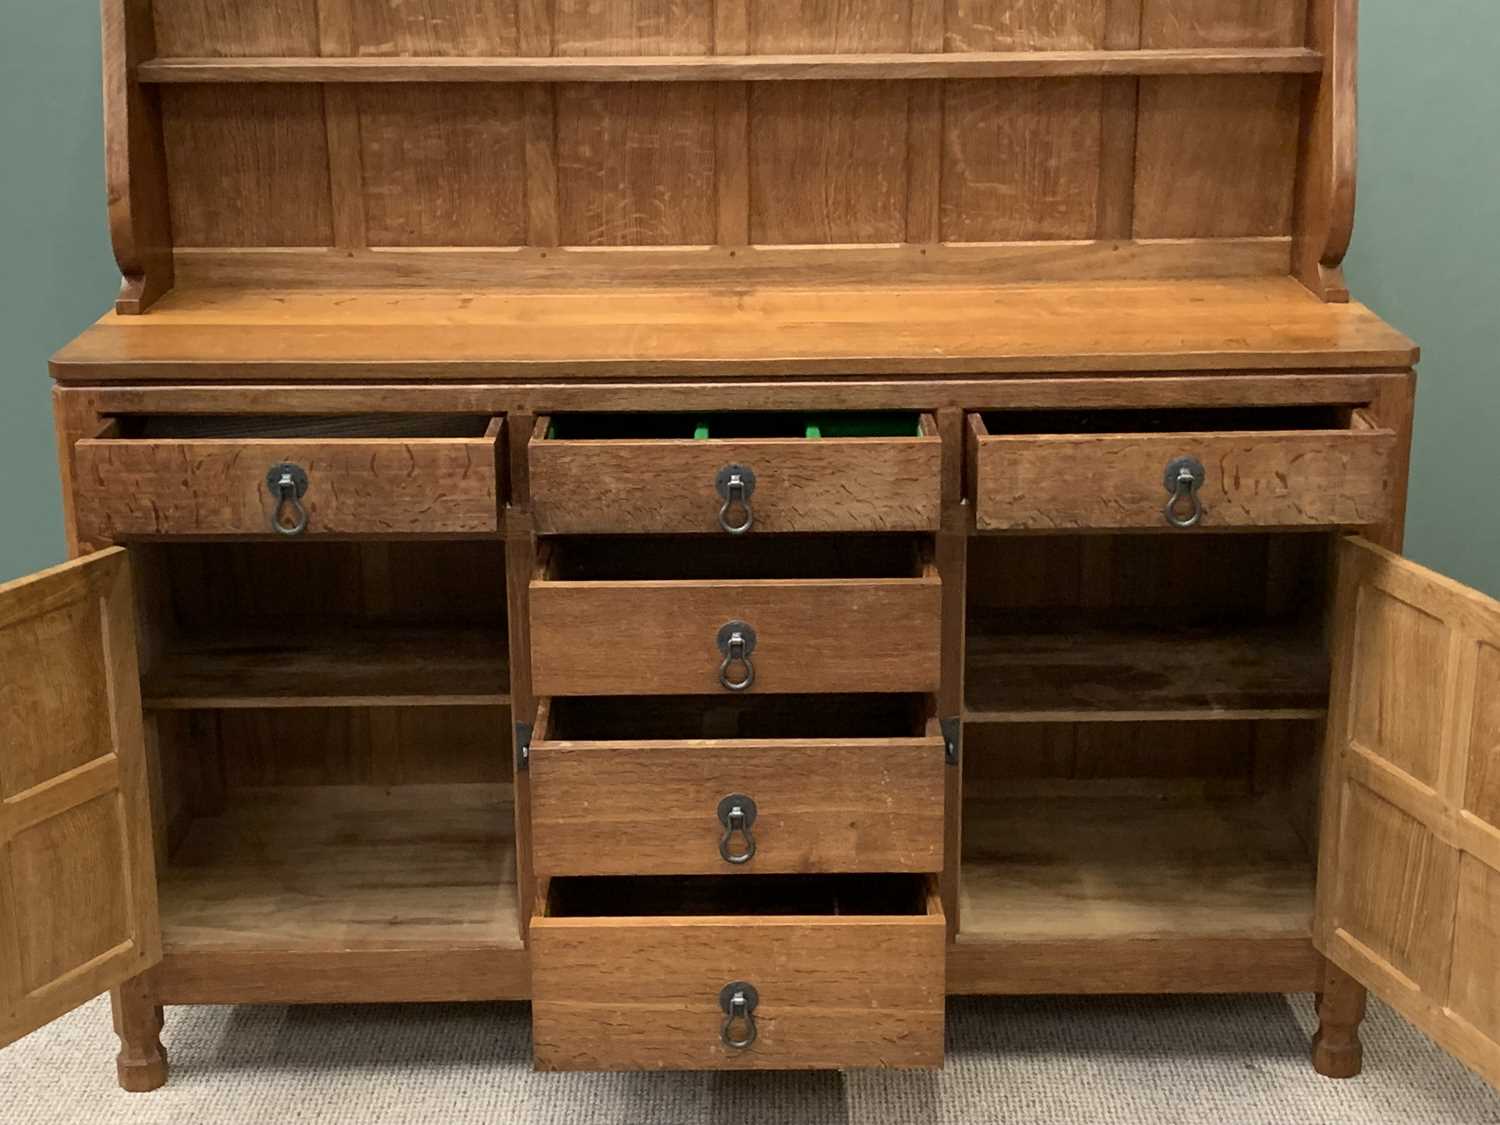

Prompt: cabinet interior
xmin=960 ymin=531 xmax=1332 ymax=947
xmin=132 ymin=540 xmax=519 ymax=954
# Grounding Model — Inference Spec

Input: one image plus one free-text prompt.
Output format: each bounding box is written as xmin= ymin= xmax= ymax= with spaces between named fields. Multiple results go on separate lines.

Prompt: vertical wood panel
xmin=316 ymin=0 xmax=368 ymax=249
xmin=749 ymin=81 xmax=910 ymax=243
xmin=152 ymin=0 xmax=318 ymax=55
xmin=161 ymin=86 xmax=333 ymax=247
xmin=1097 ymin=0 xmax=1143 ymax=239
xmin=1134 ymin=75 xmax=1302 ymax=238
xmin=905 ymin=0 xmax=946 ymax=244
xmin=944 ymin=0 xmax=1108 ymax=51
xmin=747 ymin=0 xmax=911 ymax=52
xmin=551 ymin=2 xmax=715 ymax=247
xmin=714 ymin=0 xmax=751 ymax=245
xmin=359 ymin=86 xmax=529 ymax=246
xmin=557 ymin=85 xmax=719 ymax=245
xmin=941 ymin=79 xmax=1104 ymax=242
xmin=555 ymin=0 xmax=712 ymax=55
xmin=939 ymin=2 xmax=1109 ymax=244
xmin=1140 ymin=0 xmax=1306 ymax=47
xmin=349 ymin=0 xmax=522 ymax=55
xmin=519 ymin=1 xmax=559 ymax=244
xmin=745 ymin=0 xmax=912 ymax=245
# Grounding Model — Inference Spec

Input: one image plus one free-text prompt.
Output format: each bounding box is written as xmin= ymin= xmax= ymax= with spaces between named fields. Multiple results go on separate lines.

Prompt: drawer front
xmin=530 ymin=576 xmax=942 ymax=696
xmin=530 ymin=414 xmax=941 ymax=535
xmin=532 ymin=883 xmax=945 ymax=1070
xmin=530 ymin=704 xmax=946 ymax=877
xmin=73 ymin=418 xmax=504 ymax=540
xmin=968 ymin=411 xmax=1399 ymax=531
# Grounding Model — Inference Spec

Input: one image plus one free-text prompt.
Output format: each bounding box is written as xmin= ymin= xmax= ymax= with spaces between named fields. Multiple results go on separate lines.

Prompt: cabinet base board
xmin=155 ymin=947 xmax=530 ymax=1006
xmin=946 ymin=937 xmax=1322 ymax=995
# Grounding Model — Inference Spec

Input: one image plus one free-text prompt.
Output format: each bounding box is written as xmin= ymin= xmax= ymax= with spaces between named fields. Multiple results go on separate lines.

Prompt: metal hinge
xmin=940 ymin=716 xmax=961 ymax=767
xmin=515 ymin=721 xmax=533 ymax=771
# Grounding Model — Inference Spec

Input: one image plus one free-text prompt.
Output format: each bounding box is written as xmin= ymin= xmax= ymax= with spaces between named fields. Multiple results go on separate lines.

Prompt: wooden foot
xmin=1311 ymin=961 xmax=1367 ymax=1079
xmin=111 ymin=976 xmax=168 ymax=1093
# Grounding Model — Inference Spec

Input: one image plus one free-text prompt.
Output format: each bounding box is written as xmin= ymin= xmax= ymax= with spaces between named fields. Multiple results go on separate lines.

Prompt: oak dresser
xmin=4 ymin=0 xmax=1498 ymax=1096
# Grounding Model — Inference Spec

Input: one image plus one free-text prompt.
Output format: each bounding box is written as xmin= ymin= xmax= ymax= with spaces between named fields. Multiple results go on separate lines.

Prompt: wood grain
xmin=0 ymin=550 xmax=161 ymax=1049
xmin=159 ymin=784 xmax=520 ymax=951
xmin=532 ymin=879 xmax=944 ymax=1069
xmin=51 ymin=279 xmax=1419 ymax=381
xmin=1293 ymin=0 xmax=1357 ymax=301
xmin=138 ymin=47 xmax=1326 ymax=82
xmin=556 ymin=84 xmax=719 ymax=245
xmin=530 ymin=415 xmax=941 ymax=534
xmin=531 ymin=705 xmax=945 ymax=876
xmin=941 ymin=78 xmax=1104 ymax=241
xmin=968 ymin=410 xmax=1399 ymax=531
xmin=349 ymin=0 xmax=522 ymax=56
xmin=961 ymin=795 xmax=1315 ymax=942
xmin=160 ymin=85 xmax=332 ymax=247
xmin=531 ymin=566 xmax=942 ymax=696
xmin=1134 ymin=75 xmax=1303 ymax=238
xmin=358 ymin=85 xmax=529 ymax=247
xmin=105 ymin=1 xmax=175 ymax=313
xmin=73 ymin=418 xmax=503 ymax=541
xmin=1316 ymin=537 xmax=1500 ymax=1090
xmin=965 ymin=621 xmax=1328 ymax=723
xmin=141 ymin=624 xmax=510 ymax=710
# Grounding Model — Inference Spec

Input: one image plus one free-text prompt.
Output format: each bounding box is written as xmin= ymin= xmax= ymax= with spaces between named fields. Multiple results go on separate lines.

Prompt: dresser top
xmin=51 ymin=278 xmax=1415 ymax=383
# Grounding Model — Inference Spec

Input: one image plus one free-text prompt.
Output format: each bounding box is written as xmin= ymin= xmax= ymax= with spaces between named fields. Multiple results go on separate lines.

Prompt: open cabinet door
xmin=1316 ymin=537 xmax=1500 ymax=1087
xmin=0 ymin=549 xmax=160 ymax=1048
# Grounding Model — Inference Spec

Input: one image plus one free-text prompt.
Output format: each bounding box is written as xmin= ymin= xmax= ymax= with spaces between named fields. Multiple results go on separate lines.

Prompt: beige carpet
xmin=4 ymin=994 xmax=1498 ymax=1124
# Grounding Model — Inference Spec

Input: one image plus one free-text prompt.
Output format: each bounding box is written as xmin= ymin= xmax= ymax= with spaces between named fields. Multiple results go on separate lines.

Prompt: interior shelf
xmin=158 ymin=784 xmax=520 ymax=952
xmin=142 ymin=625 xmax=510 ymax=710
xmin=959 ymin=795 xmax=1315 ymax=944
xmin=964 ymin=618 xmax=1328 ymax=724
xmin=137 ymin=47 xmax=1324 ymax=84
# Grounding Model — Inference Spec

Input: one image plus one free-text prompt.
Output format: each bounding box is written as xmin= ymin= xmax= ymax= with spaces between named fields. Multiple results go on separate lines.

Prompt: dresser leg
xmin=1311 ymin=961 xmax=1366 ymax=1079
xmin=111 ymin=976 xmax=168 ymax=1092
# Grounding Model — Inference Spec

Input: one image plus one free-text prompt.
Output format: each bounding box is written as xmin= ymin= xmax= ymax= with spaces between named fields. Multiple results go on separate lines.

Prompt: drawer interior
xmin=541 ymin=533 xmax=927 ymax=581
xmin=974 ymin=405 xmax=1351 ymax=436
xmin=542 ymin=693 xmax=927 ymax=742
xmin=545 ymin=411 xmax=926 ymax=441
xmin=546 ymin=873 xmax=933 ymax=919
xmin=108 ymin=413 xmax=498 ymax=439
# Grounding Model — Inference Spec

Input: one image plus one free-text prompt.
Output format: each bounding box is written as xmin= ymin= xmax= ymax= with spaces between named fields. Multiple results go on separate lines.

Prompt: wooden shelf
xmin=142 ymin=625 xmax=509 ymax=710
xmin=138 ymin=47 xmax=1323 ymax=85
xmin=965 ymin=620 xmax=1328 ymax=723
xmin=949 ymin=796 xmax=1320 ymax=993
xmin=52 ymin=279 xmax=1419 ymax=382
xmin=159 ymin=784 xmax=521 ymax=953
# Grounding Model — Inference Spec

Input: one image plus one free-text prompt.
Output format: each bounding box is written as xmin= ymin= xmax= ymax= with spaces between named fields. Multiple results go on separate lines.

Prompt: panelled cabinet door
xmin=1315 ymin=537 xmax=1500 ymax=1088
xmin=0 ymin=549 xmax=160 ymax=1048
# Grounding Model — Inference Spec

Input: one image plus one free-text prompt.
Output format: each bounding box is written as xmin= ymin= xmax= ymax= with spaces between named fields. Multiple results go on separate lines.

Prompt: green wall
xmin=0 ymin=5 xmax=1496 ymax=595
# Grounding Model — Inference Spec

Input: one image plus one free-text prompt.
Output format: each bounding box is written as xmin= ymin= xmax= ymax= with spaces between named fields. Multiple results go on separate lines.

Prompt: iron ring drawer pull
xmin=719 ymin=981 xmax=759 ymax=1049
xmin=716 ymin=620 xmax=757 ymax=692
xmin=1163 ymin=456 xmax=1206 ymax=529
xmin=266 ymin=463 xmax=310 ymax=537
xmin=715 ymin=464 xmax=756 ymax=535
xmin=717 ymin=793 xmax=758 ymax=865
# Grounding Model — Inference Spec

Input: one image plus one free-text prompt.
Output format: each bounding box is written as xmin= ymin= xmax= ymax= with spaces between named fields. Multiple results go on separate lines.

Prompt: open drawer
xmin=529 ymin=412 xmax=941 ymax=534
xmin=529 ymin=535 xmax=942 ymax=696
xmin=967 ymin=406 xmax=1399 ymax=531
xmin=529 ymin=695 xmax=945 ymax=877
xmin=531 ymin=873 xmax=945 ymax=1070
xmin=73 ymin=414 xmax=505 ymax=541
